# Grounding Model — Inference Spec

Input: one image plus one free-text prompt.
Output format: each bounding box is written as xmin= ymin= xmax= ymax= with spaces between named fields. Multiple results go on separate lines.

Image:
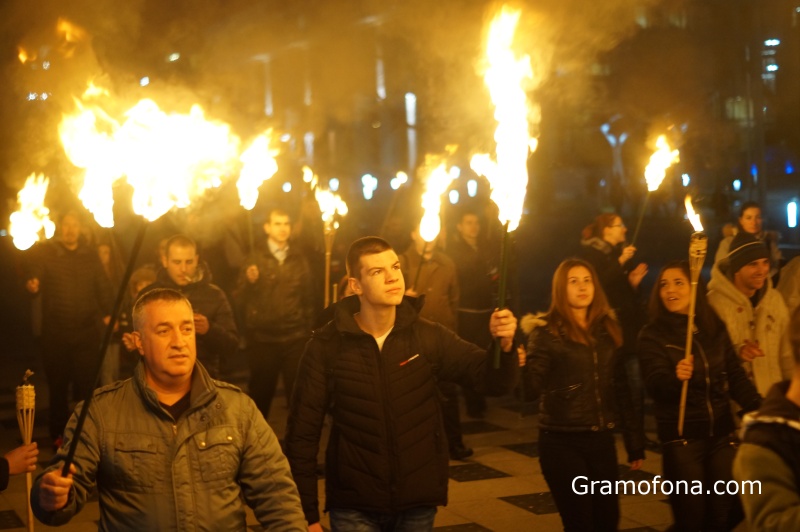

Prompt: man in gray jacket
xmin=32 ymin=288 xmax=307 ymax=531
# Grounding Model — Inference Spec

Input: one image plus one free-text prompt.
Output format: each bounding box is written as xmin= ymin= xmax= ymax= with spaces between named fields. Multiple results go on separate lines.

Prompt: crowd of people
xmin=6 ymin=198 xmax=800 ymax=530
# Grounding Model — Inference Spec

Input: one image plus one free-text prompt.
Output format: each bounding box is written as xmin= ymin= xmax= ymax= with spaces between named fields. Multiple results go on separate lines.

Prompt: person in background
xmin=447 ymin=210 xmax=496 ymax=419
xmin=580 ymin=214 xmax=649 ymax=445
xmin=708 ymin=231 xmax=793 ymax=395
xmin=734 ymin=306 xmax=800 ymax=530
xmin=24 ymin=211 xmax=113 ymax=448
xmin=1 ymin=443 xmax=38 ymax=492
xmin=235 ymin=209 xmax=315 ymax=421
xmin=521 ymin=258 xmax=644 ymax=532
xmin=638 ymin=261 xmax=761 ymax=531
xmin=32 ymin=289 xmax=306 ymax=531
xmin=125 ymin=234 xmax=239 ymax=380
xmin=400 ymin=224 xmax=472 ymax=460
xmin=714 ymin=201 xmax=782 ymax=279
xmin=777 ymin=255 xmax=800 ymax=316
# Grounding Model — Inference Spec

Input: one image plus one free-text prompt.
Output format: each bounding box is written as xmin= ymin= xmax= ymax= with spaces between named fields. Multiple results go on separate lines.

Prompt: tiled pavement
xmin=0 ymin=350 xmax=698 ymax=531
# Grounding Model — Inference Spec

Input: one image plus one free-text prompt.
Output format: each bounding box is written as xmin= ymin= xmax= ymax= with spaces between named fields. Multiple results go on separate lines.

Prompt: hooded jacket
xmin=284 ymin=295 xmax=518 ymax=524
xmin=707 ymin=260 xmax=793 ymax=394
xmin=521 ymin=313 xmax=644 ymax=462
xmin=734 ymin=380 xmax=800 ymax=530
xmin=31 ymin=361 xmax=306 ymax=531
xmin=140 ymin=264 xmax=238 ymax=376
xmin=638 ymin=312 xmax=761 ymax=442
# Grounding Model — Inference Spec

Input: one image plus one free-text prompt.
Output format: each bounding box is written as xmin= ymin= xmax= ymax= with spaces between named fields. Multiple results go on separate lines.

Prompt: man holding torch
xmin=32 ymin=288 xmax=307 ymax=530
xmin=235 ymin=208 xmax=315 ymax=421
xmin=285 ymin=236 xmax=518 ymax=531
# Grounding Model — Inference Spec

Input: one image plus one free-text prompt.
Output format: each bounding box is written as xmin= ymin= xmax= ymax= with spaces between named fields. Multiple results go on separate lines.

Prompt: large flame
xmin=59 ymin=85 xmax=244 ymax=225
xmin=419 ymin=162 xmax=457 ymax=242
xmin=9 ymin=174 xmax=56 ymax=251
xmin=238 ymin=132 xmax=279 ymax=210
xmin=469 ymin=6 xmax=535 ymax=233
xmin=685 ymin=195 xmax=703 ymax=232
xmin=644 ymin=135 xmax=679 ymax=192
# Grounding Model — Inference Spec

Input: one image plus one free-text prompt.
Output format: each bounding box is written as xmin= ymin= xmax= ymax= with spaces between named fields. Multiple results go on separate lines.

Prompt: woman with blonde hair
xmin=522 ymin=257 xmax=644 ymax=532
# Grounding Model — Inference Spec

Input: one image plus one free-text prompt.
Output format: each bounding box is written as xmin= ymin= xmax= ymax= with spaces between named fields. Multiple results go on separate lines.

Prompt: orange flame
xmin=645 ymin=136 xmax=679 ymax=192
xmin=238 ymin=132 xmax=279 ymax=210
xmin=306 ymin=167 xmax=347 ymax=231
xmin=685 ymin=195 xmax=703 ymax=232
xmin=18 ymin=47 xmax=34 ymax=64
xmin=469 ymin=6 xmax=536 ymax=233
xmin=9 ymin=174 xmax=56 ymax=250
xmin=419 ymin=161 xmax=457 ymax=242
xmin=59 ymin=83 xmax=245 ymax=225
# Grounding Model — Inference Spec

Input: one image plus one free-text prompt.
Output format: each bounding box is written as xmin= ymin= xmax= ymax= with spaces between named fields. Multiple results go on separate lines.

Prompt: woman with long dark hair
xmin=638 ymin=260 xmax=761 ymax=531
xmin=522 ymin=258 xmax=644 ymax=531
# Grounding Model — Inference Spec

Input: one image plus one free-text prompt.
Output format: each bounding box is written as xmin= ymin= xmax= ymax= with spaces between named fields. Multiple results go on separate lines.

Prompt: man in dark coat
xmin=235 ymin=209 xmax=315 ymax=420
xmin=285 ymin=236 xmax=519 ymax=532
xmin=25 ymin=211 xmax=113 ymax=443
xmin=124 ymin=234 xmax=238 ymax=379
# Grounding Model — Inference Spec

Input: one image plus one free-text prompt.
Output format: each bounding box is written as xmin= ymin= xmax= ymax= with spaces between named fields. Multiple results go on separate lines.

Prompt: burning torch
xmin=471 ymin=5 xmax=537 ymax=368
xmin=630 ymin=135 xmax=679 ymax=246
xmin=238 ymin=132 xmax=279 ymax=254
xmin=9 ymin=174 xmax=56 ymax=251
xmin=16 ymin=370 xmax=35 ymax=532
xmin=677 ymin=195 xmax=707 ymax=437
xmin=309 ymin=168 xmax=348 ymax=308
xmin=412 ymin=162 xmax=458 ymax=290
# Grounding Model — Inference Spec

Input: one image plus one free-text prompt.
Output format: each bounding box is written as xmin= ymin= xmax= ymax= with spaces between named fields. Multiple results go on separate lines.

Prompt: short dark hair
xmin=267 ymin=209 xmax=291 ymax=224
xmin=346 ymin=236 xmax=393 ymax=279
xmin=132 ymin=288 xmax=192 ymax=332
xmin=164 ymin=234 xmax=197 ymax=257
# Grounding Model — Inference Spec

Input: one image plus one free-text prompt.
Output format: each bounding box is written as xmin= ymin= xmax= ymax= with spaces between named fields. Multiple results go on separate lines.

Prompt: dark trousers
xmin=456 ymin=310 xmax=491 ymax=416
xmin=438 ymin=381 xmax=465 ymax=450
xmin=539 ymin=429 xmax=620 ymax=532
xmin=247 ymin=337 xmax=306 ymax=420
xmin=662 ymin=434 xmax=743 ymax=531
xmin=42 ymin=329 xmax=101 ymax=439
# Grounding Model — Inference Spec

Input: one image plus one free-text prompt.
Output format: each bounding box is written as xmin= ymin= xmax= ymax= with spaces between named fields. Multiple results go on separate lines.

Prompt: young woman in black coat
xmin=523 ymin=258 xmax=644 ymax=532
xmin=638 ymin=260 xmax=761 ymax=531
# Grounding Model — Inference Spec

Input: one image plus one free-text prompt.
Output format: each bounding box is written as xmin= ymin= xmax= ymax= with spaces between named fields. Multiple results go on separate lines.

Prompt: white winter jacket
xmin=707 ymin=262 xmax=793 ymax=395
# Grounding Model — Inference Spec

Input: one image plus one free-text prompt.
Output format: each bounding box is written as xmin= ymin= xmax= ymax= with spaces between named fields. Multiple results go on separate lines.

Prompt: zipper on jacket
xmin=591 ymin=348 xmax=606 ymax=428
xmin=376 ymin=336 xmax=399 ymax=509
xmin=696 ymin=341 xmax=715 ymax=437
xmin=172 ymin=424 xmax=177 ymax=437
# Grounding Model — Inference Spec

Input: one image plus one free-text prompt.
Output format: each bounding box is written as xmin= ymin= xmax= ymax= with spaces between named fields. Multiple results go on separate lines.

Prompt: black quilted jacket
xmin=284 ymin=295 xmax=518 ymax=524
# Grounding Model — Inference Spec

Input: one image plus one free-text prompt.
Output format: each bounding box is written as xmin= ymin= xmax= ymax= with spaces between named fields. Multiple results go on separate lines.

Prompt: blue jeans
xmin=329 ymin=506 xmax=437 ymax=532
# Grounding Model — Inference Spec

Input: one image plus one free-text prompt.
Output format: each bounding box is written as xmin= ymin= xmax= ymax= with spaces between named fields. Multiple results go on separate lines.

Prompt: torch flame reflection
xmin=685 ymin=195 xmax=703 ymax=232
xmin=9 ymin=174 xmax=56 ymax=251
xmin=469 ymin=5 xmax=535 ymax=233
xmin=645 ymin=135 xmax=679 ymax=192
